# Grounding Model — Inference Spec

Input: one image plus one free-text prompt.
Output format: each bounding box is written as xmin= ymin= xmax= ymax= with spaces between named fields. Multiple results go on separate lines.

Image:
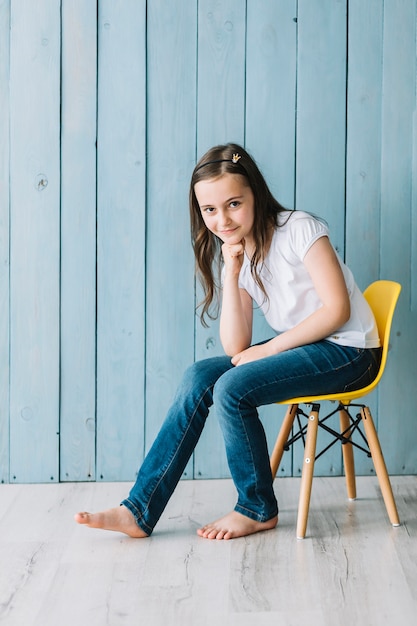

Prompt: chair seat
xmin=276 ymin=388 xmax=368 ymax=407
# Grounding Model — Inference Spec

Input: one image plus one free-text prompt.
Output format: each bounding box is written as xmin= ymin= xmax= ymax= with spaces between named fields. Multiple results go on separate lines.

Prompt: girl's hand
xmin=222 ymin=240 xmax=245 ymax=275
xmin=231 ymin=343 xmax=273 ymax=366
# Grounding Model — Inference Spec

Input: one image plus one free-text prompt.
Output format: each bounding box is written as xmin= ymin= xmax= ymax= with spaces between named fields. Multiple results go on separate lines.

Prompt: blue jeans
xmin=121 ymin=341 xmax=381 ymax=535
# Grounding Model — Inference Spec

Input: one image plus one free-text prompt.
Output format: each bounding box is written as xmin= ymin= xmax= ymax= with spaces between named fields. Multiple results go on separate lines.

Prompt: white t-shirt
xmin=237 ymin=211 xmax=380 ymax=349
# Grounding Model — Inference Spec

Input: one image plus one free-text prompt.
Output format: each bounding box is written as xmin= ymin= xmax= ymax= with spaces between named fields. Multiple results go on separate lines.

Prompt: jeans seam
xmin=235 ymin=503 xmax=276 ymax=522
xmin=122 ymin=498 xmax=153 ymax=534
xmin=236 ymin=399 xmax=262 ymax=518
xmin=332 ymin=348 xmax=365 ymax=373
xmin=134 ymin=382 xmax=214 ymax=529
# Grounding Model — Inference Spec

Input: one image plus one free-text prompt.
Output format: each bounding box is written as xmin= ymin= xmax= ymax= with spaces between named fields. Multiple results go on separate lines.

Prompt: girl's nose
xmin=218 ymin=210 xmax=231 ymax=226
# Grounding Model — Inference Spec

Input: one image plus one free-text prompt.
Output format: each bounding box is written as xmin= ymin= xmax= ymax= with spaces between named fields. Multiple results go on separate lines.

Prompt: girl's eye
xmin=203 ymin=207 xmax=215 ymax=214
xmin=230 ymin=201 xmax=240 ymax=208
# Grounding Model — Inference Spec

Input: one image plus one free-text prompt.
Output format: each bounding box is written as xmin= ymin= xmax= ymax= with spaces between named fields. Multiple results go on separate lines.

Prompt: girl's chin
xmin=217 ymin=233 xmax=242 ymax=244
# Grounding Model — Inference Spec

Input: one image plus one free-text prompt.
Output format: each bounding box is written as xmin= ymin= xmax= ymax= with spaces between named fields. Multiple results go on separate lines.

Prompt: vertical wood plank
xmin=196 ymin=0 xmax=246 ymax=154
xmin=246 ymin=0 xmax=297 ymax=209
xmin=412 ymin=0 xmax=417 ymax=314
xmin=9 ymin=0 xmax=61 ymax=483
xmin=345 ymin=0 xmax=383 ymax=290
xmin=295 ymin=0 xmax=347 ymax=476
xmin=60 ymin=0 xmax=97 ymax=481
xmin=378 ymin=0 xmax=417 ymax=474
xmin=0 ymin=0 xmax=10 ymax=483
xmin=193 ymin=0 xmax=246 ymax=479
xmin=96 ymin=0 xmax=146 ymax=480
xmin=145 ymin=0 xmax=197 ymax=477
xmin=345 ymin=0 xmax=383 ymax=474
xmin=296 ymin=0 xmax=347 ymax=253
xmin=412 ymin=104 xmax=417 ymax=312
xmin=245 ymin=0 xmax=298 ymax=477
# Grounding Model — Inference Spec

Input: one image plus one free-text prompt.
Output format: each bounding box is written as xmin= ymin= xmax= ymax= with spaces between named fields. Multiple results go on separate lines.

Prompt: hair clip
xmin=232 ymin=153 xmax=241 ymax=164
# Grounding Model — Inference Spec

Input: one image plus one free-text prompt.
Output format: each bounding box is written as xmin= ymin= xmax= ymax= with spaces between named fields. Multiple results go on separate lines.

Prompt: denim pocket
xmin=342 ymin=346 xmax=381 ymax=393
xmin=343 ymin=365 xmax=374 ymax=392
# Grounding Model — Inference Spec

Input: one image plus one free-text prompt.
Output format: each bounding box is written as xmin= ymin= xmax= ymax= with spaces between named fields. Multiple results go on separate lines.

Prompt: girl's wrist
xmin=222 ymin=269 xmax=241 ymax=282
xmin=267 ymin=335 xmax=284 ymax=355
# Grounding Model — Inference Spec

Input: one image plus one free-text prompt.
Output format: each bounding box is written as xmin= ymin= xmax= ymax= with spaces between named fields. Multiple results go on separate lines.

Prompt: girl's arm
xmin=220 ymin=242 xmax=253 ymax=356
xmin=232 ymin=236 xmax=350 ymax=366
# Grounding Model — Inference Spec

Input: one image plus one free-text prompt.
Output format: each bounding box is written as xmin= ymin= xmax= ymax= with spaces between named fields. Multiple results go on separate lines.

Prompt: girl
xmin=75 ymin=143 xmax=381 ymax=540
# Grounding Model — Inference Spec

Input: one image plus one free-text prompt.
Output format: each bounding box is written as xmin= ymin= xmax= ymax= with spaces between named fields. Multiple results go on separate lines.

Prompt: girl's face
xmin=194 ymin=173 xmax=255 ymax=246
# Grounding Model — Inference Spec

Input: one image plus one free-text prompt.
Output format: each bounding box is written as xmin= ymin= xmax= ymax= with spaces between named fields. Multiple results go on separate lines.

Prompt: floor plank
xmin=0 ymin=476 xmax=416 ymax=625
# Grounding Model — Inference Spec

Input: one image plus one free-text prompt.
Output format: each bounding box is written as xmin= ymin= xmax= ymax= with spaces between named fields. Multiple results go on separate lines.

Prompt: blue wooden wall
xmin=0 ymin=0 xmax=416 ymax=484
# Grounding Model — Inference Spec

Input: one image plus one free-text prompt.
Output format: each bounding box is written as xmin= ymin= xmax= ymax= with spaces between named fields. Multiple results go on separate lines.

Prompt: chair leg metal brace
xmin=361 ymin=406 xmax=400 ymax=526
xmin=297 ymin=404 xmax=320 ymax=539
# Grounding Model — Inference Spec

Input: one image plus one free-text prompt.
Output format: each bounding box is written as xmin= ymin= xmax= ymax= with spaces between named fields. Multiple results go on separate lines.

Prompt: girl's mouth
xmin=219 ymin=227 xmax=238 ymax=235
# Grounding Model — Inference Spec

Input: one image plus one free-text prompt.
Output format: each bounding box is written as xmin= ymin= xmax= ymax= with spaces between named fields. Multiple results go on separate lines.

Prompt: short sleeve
xmin=287 ymin=215 xmax=329 ymax=260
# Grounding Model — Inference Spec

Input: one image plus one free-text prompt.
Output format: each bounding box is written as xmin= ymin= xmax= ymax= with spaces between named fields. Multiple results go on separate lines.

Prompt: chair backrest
xmin=363 ymin=280 xmax=401 ymax=384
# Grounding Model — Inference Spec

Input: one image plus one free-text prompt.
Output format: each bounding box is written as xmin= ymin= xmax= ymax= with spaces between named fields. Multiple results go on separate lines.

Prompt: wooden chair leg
xmin=339 ymin=407 xmax=357 ymax=500
xmin=270 ymin=404 xmax=298 ymax=479
xmin=361 ymin=406 xmax=400 ymax=526
xmin=296 ymin=404 xmax=319 ymax=539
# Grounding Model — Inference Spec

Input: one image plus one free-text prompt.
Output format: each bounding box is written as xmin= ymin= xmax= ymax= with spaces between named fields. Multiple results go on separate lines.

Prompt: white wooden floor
xmin=0 ymin=475 xmax=416 ymax=626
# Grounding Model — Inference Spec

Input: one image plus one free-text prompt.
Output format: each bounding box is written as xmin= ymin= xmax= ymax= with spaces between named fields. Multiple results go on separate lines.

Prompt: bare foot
xmin=197 ymin=510 xmax=278 ymax=540
xmin=74 ymin=505 xmax=148 ymax=538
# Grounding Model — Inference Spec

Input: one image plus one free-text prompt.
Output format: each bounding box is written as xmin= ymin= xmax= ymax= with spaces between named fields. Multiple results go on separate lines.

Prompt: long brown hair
xmin=189 ymin=143 xmax=289 ymax=325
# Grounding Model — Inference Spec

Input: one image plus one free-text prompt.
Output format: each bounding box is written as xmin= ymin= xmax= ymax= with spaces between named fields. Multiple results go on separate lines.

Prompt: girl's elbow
xmin=221 ymin=338 xmax=251 ymax=357
xmin=220 ymin=341 xmax=234 ymax=357
xmin=327 ymin=300 xmax=350 ymax=329
xmin=339 ymin=300 xmax=351 ymax=326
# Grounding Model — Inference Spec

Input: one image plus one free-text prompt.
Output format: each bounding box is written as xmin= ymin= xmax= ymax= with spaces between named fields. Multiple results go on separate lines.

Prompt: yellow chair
xmin=270 ymin=280 xmax=401 ymax=538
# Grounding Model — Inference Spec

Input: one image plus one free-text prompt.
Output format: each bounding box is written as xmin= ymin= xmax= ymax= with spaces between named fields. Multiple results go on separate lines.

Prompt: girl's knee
xmin=178 ymin=362 xmax=206 ymax=398
xmin=182 ymin=359 xmax=212 ymax=387
xmin=181 ymin=357 xmax=232 ymax=394
xmin=213 ymin=370 xmax=239 ymax=407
